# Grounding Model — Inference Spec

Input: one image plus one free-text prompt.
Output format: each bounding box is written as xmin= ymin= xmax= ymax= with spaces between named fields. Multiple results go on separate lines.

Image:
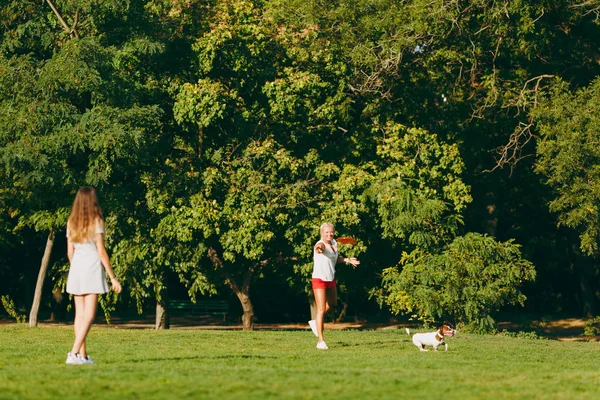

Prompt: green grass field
xmin=1 ymin=325 xmax=599 ymax=399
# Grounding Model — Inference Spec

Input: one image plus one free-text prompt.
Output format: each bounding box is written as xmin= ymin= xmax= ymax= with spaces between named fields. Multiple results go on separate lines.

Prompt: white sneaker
xmin=308 ymin=320 xmax=318 ymax=337
xmin=316 ymin=341 xmax=329 ymax=350
xmin=65 ymin=352 xmax=83 ymax=365
xmin=79 ymin=355 xmax=95 ymax=364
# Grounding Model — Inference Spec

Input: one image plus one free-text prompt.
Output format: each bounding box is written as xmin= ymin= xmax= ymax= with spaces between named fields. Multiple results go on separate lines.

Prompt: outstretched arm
xmin=338 ymin=256 xmax=360 ymax=268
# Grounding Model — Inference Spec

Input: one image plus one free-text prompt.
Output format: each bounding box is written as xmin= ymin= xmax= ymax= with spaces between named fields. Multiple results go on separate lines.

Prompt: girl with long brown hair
xmin=65 ymin=186 xmax=122 ymax=365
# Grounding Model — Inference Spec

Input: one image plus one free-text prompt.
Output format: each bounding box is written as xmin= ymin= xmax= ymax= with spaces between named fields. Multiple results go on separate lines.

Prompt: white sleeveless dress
xmin=66 ymin=220 xmax=109 ymax=295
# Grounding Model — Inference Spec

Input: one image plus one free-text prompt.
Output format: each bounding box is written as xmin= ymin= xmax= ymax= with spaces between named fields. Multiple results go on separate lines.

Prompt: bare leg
xmin=71 ymin=294 xmax=98 ymax=356
xmin=313 ymin=288 xmax=330 ymax=342
xmin=72 ymin=295 xmax=84 ymax=354
xmin=72 ymin=295 xmax=90 ymax=357
xmin=325 ymin=285 xmax=337 ymax=309
xmin=314 ymin=286 xmax=337 ymax=342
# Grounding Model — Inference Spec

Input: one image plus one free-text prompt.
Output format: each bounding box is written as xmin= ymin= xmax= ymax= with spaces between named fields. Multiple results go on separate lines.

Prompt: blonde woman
xmin=308 ymin=223 xmax=359 ymax=350
xmin=65 ymin=187 xmax=122 ymax=365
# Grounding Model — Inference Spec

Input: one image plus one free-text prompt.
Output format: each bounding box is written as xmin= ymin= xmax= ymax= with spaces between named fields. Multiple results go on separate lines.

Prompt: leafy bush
xmin=0 ymin=295 xmax=26 ymax=323
xmin=374 ymin=233 xmax=536 ymax=333
xmin=499 ymin=330 xmax=546 ymax=340
xmin=584 ymin=316 xmax=600 ymax=337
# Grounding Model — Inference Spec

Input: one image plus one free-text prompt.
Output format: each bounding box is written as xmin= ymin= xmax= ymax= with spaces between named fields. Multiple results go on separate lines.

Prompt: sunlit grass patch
xmin=1 ymin=325 xmax=599 ymax=399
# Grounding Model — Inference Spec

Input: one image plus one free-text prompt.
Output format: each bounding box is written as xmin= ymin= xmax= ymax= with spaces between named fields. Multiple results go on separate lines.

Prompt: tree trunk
xmin=228 ymin=269 xmax=255 ymax=330
xmin=155 ymin=301 xmax=169 ymax=329
xmin=569 ymin=244 xmax=596 ymax=317
xmin=485 ymin=203 xmax=498 ymax=236
xmin=208 ymin=248 xmax=256 ymax=330
xmin=236 ymin=289 xmax=254 ymax=330
xmin=29 ymin=230 xmax=55 ymax=327
xmin=197 ymin=124 xmax=204 ymax=159
xmin=576 ymin=260 xmax=595 ymax=318
xmin=49 ymin=288 xmax=64 ymax=322
xmin=335 ymin=299 xmax=348 ymax=323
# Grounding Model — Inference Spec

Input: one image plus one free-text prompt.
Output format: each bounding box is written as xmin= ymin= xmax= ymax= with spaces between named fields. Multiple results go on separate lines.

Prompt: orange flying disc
xmin=336 ymin=236 xmax=357 ymax=245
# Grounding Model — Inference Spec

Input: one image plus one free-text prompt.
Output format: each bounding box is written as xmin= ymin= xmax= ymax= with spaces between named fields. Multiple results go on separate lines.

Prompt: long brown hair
xmin=67 ymin=186 xmax=104 ymax=243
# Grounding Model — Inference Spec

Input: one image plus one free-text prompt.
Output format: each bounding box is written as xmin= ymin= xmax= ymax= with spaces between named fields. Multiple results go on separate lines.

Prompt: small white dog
xmin=405 ymin=324 xmax=456 ymax=352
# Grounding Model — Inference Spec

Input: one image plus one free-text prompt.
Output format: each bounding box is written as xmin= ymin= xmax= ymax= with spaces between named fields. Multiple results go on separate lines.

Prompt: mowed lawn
xmin=1 ymin=325 xmax=599 ymax=399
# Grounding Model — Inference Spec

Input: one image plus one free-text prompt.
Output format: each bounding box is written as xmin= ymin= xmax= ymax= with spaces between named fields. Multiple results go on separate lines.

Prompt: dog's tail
xmin=405 ymin=327 xmax=412 ymax=336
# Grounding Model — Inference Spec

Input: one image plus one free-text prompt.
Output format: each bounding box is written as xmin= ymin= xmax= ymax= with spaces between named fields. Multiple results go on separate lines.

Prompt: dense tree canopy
xmin=1 ymin=0 xmax=600 ymax=331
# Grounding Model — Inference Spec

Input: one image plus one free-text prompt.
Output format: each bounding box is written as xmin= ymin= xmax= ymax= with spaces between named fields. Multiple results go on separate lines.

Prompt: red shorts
xmin=312 ymin=278 xmax=336 ymax=289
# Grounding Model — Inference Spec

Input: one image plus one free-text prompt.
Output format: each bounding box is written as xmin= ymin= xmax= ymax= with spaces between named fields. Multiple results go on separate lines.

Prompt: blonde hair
xmin=67 ymin=186 xmax=104 ymax=243
xmin=320 ymin=222 xmax=334 ymax=235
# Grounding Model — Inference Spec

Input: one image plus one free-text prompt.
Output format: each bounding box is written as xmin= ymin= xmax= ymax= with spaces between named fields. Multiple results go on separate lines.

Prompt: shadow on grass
xmin=496 ymin=316 xmax=599 ymax=341
xmin=129 ymin=356 xmax=202 ymax=363
xmin=214 ymin=355 xmax=279 ymax=359
xmin=334 ymin=340 xmax=394 ymax=347
xmin=129 ymin=354 xmax=279 ymax=363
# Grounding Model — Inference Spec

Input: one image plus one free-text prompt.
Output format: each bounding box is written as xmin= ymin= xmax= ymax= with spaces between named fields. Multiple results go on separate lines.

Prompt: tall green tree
xmin=533 ymin=77 xmax=600 ymax=315
xmin=150 ymin=0 xmax=361 ymax=329
xmin=0 ymin=0 xmax=167 ymax=324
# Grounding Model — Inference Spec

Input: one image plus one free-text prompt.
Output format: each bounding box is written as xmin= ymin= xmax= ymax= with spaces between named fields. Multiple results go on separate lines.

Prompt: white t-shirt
xmin=312 ymin=239 xmax=338 ymax=281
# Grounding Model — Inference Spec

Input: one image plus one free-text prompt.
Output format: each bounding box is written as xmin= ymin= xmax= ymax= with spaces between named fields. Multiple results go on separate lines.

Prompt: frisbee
xmin=336 ymin=236 xmax=357 ymax=245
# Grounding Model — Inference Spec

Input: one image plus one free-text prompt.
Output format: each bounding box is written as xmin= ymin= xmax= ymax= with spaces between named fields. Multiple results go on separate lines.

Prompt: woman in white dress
xmin=308 ymin=223 xmax=359 ymax=350
xmin=65 ymin=187 xmax=122 ymax=365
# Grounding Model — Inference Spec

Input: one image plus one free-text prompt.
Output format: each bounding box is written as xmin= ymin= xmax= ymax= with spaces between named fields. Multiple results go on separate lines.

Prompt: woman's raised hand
xmin=314 ymin=243 xmax=325 ymax=254
xmin=348 ymin=257 xmax=360 ymax=268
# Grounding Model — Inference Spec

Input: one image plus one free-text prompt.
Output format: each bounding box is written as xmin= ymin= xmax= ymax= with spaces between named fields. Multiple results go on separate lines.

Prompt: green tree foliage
xmin=364 ymin=122 xmax=534 ymax=331
xmin=0 ymin=295 xmax=26 ymax=323
xmin=377 ymin=233 xmax=535 ymax=331
xmin=266 ymin=0 xmax=600 ymax=317
xmin=367 ymin=122 xmax=471 ymax=250
xmin=0 ymin=0 xmax=168 ymax=320
xmin=152 ymin=0 xmax=365 ymax=329
xmin=534 ymin=78 xmax=600 ymax=256
xmin=4 ymin=0 xmax=598 ymax=328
